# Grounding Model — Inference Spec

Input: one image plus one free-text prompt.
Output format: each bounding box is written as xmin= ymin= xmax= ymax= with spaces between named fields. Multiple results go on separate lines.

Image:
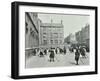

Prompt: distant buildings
xmin=64 ymin=33 xmax=77 ymax=44
xmin=39 ymin=20 xmax=64 ymax=48
xmin=64 ymin=24 xmax=90 ymax=50
xmin=75 ymin=24 xmax=90 ymax=48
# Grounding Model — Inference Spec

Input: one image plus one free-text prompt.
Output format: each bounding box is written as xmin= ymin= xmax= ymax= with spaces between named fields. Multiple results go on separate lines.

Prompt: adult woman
xmin=49 ymin=50 xmax=55 ymax=62
xmin=75 ymin=49 xmax=80 ymax=65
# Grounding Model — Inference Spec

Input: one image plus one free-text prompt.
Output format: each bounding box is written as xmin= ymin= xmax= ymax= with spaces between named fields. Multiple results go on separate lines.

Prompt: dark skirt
xmin=75 ymin=55 xmax=79 ymax=61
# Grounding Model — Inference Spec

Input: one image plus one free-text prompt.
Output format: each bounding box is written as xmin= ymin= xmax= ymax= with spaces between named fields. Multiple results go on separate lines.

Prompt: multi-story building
xmin=39 ymin=20 xmax=64 ymax=48
xmin=75 ymin=31 xmax=82 ymax=44
xmin=64 ymin=33 xmax=76 ymax=44
xmin=25 ymin=12 xmax=39 ymax=49
xmin=75 ymin=24 xmax=90 ymax=48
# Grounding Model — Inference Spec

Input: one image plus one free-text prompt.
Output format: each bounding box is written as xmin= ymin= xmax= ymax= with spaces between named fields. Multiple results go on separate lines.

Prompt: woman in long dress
xmin=75 ymin=49 xmax=80 ymax=65
xmin=49 ymin=50 xmax=55 ymax=62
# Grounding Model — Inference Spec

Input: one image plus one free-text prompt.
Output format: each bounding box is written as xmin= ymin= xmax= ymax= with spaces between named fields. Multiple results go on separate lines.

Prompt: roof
xmin=40 ymin=23 xmax=63 ymax=28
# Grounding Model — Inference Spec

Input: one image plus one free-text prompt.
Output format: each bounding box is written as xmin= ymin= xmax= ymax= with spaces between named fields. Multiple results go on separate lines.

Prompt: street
xmin=25 ymin=52 xmax=89 ymax=68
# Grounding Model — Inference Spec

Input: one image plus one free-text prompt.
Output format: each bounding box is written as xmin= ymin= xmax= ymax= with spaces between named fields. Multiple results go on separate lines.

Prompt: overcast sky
xmin=38 ymin=13 xmax=89 ymax=38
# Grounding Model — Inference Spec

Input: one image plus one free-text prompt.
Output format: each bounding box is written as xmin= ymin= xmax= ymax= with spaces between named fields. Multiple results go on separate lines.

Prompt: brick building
xmin=39 ymin=20 xmax=64 ymax=48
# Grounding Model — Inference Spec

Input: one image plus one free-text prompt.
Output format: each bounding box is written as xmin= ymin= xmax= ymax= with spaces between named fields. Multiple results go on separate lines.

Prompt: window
xmin=55 ymin=40 xmax=58 ymax=44
xmin=30 ymin=28 xmax=36 ymax=37
xmin=31 ymin=31 xmax=35 ymax=37
xmin=59 ymin=40 xmax=62 ymax=44
xmin=54 ymin=33 xmax=58 ymax=38
xmin=25 ymin=22 xmax=28 ymax=34
xmin=59 ymin=33 xmax=63 ymax=38
xmin=51 ymin=40 xmax=53 ymax=44
xmin=43 ymin=40 xmax=47 ymax=45
xmin=43 ymin=33 xmax=46 ymax=38
xmin=43 ymin=35 xmax=46 ymax=38
xmin=43 ymin=33 xmax=46 ymax=34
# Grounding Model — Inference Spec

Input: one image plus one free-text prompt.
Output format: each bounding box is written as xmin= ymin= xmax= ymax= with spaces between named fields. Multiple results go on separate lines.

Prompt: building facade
xmin=64 ymin=33 xmax=77 ymax=44
xmin=75 ymin=24 xmax=90 ymax=48
xmin=39 ymin=21 xmax=64 ymax=48
xmin=75 ymin=31 xmax=82 ymax=44
xmin=25 ymin=12 xmax=39 ymax=49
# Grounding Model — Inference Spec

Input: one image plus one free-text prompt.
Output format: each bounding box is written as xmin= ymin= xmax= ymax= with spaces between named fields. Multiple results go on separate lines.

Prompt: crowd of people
xmin=28 ymin=47 xmax=67 ymax=62
xmin=26 ymin=45 xmax=87 ymax=65
xmin=74 ymin=46 xmax=87 ymax=65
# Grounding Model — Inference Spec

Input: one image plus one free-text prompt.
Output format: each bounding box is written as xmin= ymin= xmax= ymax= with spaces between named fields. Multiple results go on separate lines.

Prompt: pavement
xmin=25 ymin=52 xmax=89 ymax=68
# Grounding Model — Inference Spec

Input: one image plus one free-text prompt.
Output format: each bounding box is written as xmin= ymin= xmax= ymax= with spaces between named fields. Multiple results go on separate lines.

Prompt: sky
xmin=38 ymin=13 xmax=89 ymax=38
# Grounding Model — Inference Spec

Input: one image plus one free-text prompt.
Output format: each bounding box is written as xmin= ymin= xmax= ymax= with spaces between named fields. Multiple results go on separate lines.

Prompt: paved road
xmin=25 ymin=52 xmax=89 ymax=68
